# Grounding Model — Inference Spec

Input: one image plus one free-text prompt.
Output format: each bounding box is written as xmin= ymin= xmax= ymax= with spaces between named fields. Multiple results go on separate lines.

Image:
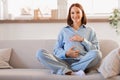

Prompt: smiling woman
xmin=0 ymin=0 xmax=119 ymax=20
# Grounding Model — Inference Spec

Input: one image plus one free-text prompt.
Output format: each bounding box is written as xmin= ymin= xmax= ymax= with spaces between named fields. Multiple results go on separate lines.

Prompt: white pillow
xmin=98 ymin=48 xmax=120 ymax=78
xmin=0 ymin=48 xmax=13 ymax=69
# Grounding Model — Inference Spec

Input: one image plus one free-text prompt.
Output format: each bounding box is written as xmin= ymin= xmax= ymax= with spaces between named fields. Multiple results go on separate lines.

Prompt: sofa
xmin=0 ymin=39 xmax=119 ymax=80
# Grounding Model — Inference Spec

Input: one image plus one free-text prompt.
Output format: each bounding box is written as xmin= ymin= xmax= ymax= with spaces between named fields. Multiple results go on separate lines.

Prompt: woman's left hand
xmin=70 ymin=35 xmax=84 ymax=42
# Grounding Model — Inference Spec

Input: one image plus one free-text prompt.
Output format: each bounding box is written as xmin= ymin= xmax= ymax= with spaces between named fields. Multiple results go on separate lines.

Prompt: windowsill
xmin=0 ymin=17 xmax=109 ymax=23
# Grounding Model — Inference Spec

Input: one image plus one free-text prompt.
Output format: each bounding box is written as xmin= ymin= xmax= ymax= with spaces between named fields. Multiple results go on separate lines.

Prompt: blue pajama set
xmin=36 ymin=25 xmax=102 ymax=75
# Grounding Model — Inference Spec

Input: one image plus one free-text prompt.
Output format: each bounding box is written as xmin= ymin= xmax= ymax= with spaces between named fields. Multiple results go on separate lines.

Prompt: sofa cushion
xmin=99 ymin=40 xmax=119 ymax=59
xmin=0 ymin=48 xmax=12 ymax=69
xmin=0 ymin=69 xmax=105 ymax=80
xmin=0 ymin=69 xmax=50 ymax=80
xmin=98 ymin=48 xmax=120 ymax=78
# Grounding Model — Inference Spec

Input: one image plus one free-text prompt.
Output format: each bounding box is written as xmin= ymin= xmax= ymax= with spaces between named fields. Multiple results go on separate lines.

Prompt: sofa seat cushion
xmin=0 ymin=69 xmax=105 ymax=80
xmin=0 ymin=69 xmax=50 ymax=80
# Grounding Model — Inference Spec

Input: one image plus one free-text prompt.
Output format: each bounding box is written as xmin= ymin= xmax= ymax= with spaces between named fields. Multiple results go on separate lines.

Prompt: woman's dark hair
xmin=67 ymin=3 xmax=87 ymax=26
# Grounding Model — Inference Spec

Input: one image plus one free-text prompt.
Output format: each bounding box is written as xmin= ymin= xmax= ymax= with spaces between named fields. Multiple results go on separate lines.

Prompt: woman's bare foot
xmin=72 ymin=70 xmax=86 ymax=76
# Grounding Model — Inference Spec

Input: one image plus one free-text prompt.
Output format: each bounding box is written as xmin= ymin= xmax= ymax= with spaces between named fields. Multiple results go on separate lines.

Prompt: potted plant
xmin=109 ymin=8 xmax=120 ymax=34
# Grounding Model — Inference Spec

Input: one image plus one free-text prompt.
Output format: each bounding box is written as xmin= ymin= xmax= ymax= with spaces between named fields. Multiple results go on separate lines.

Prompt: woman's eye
xmin=77 ymin=11 xmax=80 ymax=14
xmin=71 ymin=12 xmax=74 ymax=14
xmin=71 ymin=11 xmax=80 ymax=14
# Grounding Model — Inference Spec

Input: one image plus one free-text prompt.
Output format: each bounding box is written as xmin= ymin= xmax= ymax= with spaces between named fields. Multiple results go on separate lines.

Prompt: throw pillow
xmin=98 ymin=48 xmax=120 ymax=78
xmin=0 ymin=48 xmax=13 ymax=69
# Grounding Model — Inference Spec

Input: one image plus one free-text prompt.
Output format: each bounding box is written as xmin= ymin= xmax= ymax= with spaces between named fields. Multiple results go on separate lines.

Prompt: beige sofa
xmin=0 ymin=39 xmax=119 ymax=80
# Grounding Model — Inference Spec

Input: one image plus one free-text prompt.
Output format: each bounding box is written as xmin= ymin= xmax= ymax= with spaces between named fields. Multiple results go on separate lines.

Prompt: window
xmin=68 ymin=0 xmax=118 ymax=15
xmin=8 ymin=0 xmax=57 ymax=17
xmin=0 ymin=0 xmax=3 ymax=19
xmin=0 ymin=0 xmax=119 ymax=20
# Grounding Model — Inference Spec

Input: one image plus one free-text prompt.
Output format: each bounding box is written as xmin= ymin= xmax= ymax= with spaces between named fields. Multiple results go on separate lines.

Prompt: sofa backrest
xmin=0 ymin=39 xmax=119 ymax=69
xmin=0 ymin=39 xmax=56 ymax=69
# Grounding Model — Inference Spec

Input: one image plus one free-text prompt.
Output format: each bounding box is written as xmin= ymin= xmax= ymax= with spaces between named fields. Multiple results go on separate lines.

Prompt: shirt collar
xmin=65 ymin=25 xmax=86 ymax=29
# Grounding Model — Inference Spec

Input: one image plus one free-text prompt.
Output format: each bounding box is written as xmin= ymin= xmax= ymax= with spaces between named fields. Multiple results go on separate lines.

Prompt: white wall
xmin=0 ymin=23 xmax=65 ymax=40
xmin=0 ymin=22 xmax=120 ymax=45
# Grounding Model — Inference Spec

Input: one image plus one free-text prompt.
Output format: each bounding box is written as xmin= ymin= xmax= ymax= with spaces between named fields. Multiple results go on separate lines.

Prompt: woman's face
xmin=70 ymin=6 xmax=83 ymax=24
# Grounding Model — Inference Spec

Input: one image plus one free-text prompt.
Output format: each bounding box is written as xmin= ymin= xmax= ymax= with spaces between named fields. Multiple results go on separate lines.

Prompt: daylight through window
xmin=0 ymin=0 xmax=119 ymax=20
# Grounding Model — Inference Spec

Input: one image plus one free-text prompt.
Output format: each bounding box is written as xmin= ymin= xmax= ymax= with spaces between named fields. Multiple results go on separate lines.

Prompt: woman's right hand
xmin=65 ymin=47 xmax=80 ymax=58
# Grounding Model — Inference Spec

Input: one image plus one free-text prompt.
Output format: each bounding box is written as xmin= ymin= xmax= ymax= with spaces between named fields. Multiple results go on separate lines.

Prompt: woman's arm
xmin=53 ymin=30 xmax=67 ymax=59
xmin=81 ymin=29 xmax=100 ymax=51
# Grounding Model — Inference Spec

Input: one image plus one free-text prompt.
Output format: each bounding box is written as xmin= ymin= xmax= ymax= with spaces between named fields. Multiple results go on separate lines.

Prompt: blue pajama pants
xmin=36 ymin=49 xmax=102 ymax=75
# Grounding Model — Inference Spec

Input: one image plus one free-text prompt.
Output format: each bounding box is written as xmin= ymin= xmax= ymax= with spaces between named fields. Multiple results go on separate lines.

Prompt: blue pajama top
xmin=53 ymin=25 xmax=99 ymax=60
